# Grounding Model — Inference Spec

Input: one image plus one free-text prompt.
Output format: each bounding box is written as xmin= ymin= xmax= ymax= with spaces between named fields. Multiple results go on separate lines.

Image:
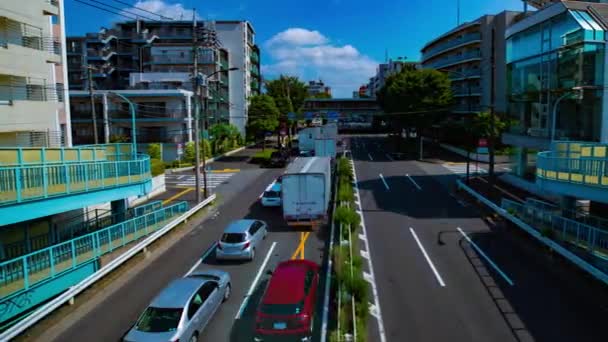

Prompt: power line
xmin=110 ymin=0 xmax=174 ymax=20
xmin=82 ymin=0 xmax=160 ymax=22
xmin=72 ymin=0 xmax=139 ymax=21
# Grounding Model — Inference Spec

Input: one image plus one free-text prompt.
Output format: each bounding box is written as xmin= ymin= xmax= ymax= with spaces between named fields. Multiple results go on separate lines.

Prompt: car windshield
xmin=264 ymin=190 xmax=280 ymax=198
xmin=260 ymin=303 xmax=303 ymax=315
xmin=134 ymin=307 xmax=182 ymax=333
xmin=221 ymin=233 xmax=246 ymax=243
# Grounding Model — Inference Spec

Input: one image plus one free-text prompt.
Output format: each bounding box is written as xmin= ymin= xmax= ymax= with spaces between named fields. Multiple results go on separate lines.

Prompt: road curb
xmin=166 ymin=144 xmax=255 ymax=174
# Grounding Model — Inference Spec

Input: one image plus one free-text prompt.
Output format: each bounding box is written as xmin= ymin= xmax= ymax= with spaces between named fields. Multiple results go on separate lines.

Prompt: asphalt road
xmin=349 ymin=136 xmax=608 ymax=342
xmin=44 ymin=147 xmax=330 ymax=342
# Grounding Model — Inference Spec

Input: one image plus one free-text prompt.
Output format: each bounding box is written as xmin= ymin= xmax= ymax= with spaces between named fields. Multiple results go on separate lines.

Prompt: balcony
xmin=448 ymin=69 xmax=482 ymax=81
xmin=452 ymin=103 xmax=481 ymax=113
xmin=0 ymin=82 xmax=60 ymax=103
xmin=537 ymin=141 xmax=608 ymax=203
xmin=425 ymin=50 xmax=481 ymax=69
xmin=250 ymin=52 xmax=259 ymax=63
xmin=86 ymin=47 xmax=116 ymax=61
xmin=422 ymin=33 xmax=481 ymax=62
xmin=43 ymin=0 xmax=59 ymax=15
xmin=108 ymin=107 xmax=189 ymax=121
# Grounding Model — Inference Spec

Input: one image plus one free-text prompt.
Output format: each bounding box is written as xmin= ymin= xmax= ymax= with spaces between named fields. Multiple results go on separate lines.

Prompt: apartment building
xmin=366 ymin=59 xmax=420 ymax=97
xmin=67 ymin=20 xmax=259 ymax=136
xmin=503 ymin=0 xmax=608 ymax=210
xmin=0 ymin=0 xmax=70 ymax=147
xmin=307 ymin=80 xmax=332 ymax=97
xmin=421 ymin=11 xmax=521 ymax=115
xmin=215 ymin=21 xmax=260 ymax=136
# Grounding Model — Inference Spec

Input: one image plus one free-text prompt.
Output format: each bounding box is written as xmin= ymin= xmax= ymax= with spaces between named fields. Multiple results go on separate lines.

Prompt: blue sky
xmin=65 ymin=0 xmax=527 ymax=96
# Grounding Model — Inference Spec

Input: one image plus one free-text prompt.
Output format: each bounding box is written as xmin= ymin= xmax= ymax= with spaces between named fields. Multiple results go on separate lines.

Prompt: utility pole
xmin=192 ymin=10 xmax=203 ymax=203
xmin=86 ymin=65 xmax=99 ymax=144
xmin=202 ymin=91 xmax=209 ymax=199
xmin=489 ymin=28 xmax=497 ymax=187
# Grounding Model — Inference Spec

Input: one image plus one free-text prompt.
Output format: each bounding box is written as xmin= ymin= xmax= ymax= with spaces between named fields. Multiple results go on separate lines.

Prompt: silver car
xmin=216 ymin=219 xmax=268 ymax=261
xmin=123 ymin=269 xmax=231 ymax=342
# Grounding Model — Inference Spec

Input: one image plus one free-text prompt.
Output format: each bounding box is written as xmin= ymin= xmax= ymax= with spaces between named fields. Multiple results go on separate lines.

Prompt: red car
xmin=254 ymin=259 xmax=320 ymax=342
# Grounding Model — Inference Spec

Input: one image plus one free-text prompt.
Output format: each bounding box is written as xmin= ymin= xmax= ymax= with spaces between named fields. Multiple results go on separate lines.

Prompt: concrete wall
xmin=216 ymin=22 xmax=249 ymax=137
xmin=0 ymin=1 xmax=62 ymax=145
xmin=129 ymin=174 xmax=166 ymax=207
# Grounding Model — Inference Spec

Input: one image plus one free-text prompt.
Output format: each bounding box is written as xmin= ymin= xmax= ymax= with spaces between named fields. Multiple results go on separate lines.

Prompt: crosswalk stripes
xmin=165 ymin=172 xmax=236 ymax=189
xmin=441 ymin=163 xmax=487 ymax=177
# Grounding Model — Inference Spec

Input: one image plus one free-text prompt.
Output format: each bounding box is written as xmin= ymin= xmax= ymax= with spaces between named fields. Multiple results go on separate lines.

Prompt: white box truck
xmin=314 ymin=138 xmax=336 ymax=158
xmin=282 ymin=157 xmax=332 ymax=227
xmin=298 ymin=127 xmax=320 ymax=153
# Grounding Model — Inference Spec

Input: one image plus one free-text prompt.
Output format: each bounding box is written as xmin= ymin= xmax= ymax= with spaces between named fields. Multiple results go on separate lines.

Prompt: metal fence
xmin=0 ymin=201 xmax=189 ymax=298
xmin=537 ymin=151 xmax=608 ymax=188
xmin=0 ymin=154 xmax=151 ymax=205
xmin=502 ymin=199 xmax=608 ymax=269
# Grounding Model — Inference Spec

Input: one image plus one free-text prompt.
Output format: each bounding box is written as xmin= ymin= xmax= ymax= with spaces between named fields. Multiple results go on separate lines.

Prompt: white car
xmin=261 ymin=182 xmax=282 ymax=207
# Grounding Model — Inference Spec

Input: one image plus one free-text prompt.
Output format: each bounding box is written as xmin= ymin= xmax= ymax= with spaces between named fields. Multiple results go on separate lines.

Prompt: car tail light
xmin=217 ymin=242 xmax=223 ymax=250
xmin=242 ymin=241 xmax=250 ymax=250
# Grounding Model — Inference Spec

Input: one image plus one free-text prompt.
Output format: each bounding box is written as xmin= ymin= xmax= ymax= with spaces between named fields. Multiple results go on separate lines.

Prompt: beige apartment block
xmin=0 ymin=0 xmax=70 ymax=147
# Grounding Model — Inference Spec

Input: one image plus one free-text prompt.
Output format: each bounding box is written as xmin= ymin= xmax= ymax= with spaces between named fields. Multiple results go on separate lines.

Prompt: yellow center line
xmin=162 ymin=187 xmax=194 ymax=205
xmin=291 ymin=231 xmax=311 ymax=260
xmin=211 ymin=168 xmax=240 ymax=173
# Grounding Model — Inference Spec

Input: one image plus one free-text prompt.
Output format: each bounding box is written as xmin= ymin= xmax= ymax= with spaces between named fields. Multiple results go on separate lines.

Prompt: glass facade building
xmin=506 ymin=8 xmax=606 ymax=142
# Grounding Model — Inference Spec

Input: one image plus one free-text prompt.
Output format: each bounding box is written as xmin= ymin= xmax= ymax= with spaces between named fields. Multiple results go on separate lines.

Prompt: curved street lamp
xmin=108 ymin=91 xmax=137 ymax=155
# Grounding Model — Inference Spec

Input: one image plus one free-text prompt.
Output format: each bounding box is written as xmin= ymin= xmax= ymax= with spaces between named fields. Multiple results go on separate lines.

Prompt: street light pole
xmin=551 ymin=87 xmax=583 ymax=142
xmin=108 ymin=92 xmax=137 ymax=155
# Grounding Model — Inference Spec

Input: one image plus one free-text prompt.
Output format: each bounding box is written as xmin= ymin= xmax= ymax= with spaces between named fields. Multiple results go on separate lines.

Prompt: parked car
xmin=254 ymin=260 xmax=320 ymax=342
xmin=123 ymin=269 xmax=231 ymax=342
xmin=261 ymin=182 xmax=282 ymax=207
xmin=268 ymin=150 xmax=289 ymax=168
xmin=216 ymin=220 xmax=267 ymax=261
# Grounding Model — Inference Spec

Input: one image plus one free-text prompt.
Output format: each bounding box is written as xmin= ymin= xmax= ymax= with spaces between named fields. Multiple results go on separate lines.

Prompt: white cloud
xmin=121 ymin=0 xmax=199 ymax=21
xmin=266 ymin=28 xmax=329 ymax=46
xmin=263 ymin=28 xmax=378 ymax=97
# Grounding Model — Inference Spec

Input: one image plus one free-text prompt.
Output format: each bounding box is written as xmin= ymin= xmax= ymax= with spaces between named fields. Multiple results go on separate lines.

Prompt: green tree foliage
xmin=265 ymin=75 xmax=308 ymax=112
xmin=377 ymin=69 xmax=453 ymax=131
xmin=150 ymin=158 xmax=165 ymax=176
xmin=471 ymin=111 xmax=511 ymax=142
xmin=209 ymin=123 xmax=241 ymax=154
xmin=147 ymin=143 xmax=162 ymax=160
xmin=110 ymin=134 xmax=129 ymax=143
xmin=247 ymin=94 xmax=280 ymax=140
xmin=311 ymin=92 xmax=332 ymax=99
xmin=274 ymin=96 xmax=294 ymax=116
xmin=183 ymin=141 xmax=196 ymax=164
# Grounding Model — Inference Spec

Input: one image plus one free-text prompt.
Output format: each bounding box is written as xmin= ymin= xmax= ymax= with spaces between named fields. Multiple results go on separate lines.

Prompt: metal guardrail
xmin=0 ymin=201 xmax=188 ymax=298
xmin=0 ymin=153 xmax=151 ymax=206
xmin=502 ymin=199 xmax=608 ymax=262
xmin=456 ymin=179 xmax=608 ymax=286
xmin=0 ymin=195 xmax=215 ymax=341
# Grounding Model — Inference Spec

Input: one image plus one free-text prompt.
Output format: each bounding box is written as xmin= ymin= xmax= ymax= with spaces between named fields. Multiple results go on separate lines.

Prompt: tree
xmin=247 ymin=94 xmax=280 ymax=141
xmin=265 ymin=75 xmax=308 ymax=113
xmin=274 ymin=96 xmax=294 ymax=116
xmin=377 ymin=68 xmax=453 ymax=154
xmin=147 ymin=143 xmax=162 ymax=160
xmin=209 ymin=123 xmax=241 ymax=154
xmin=472 ymin=111 xmax=512 ymax=180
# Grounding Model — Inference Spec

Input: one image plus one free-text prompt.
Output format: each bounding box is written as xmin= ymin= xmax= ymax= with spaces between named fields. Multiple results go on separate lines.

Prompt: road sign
xmin=328 ymin=111 xmax=339 ymax=120
xmin=177 ymin=143 xmax=183 ymax=156
xmin=265 ymin=131 xmax=273 ymax=137
xmin=476 ymin=147 xmax=489 ymax=154
xmin=478 ymin=138 xmax=488 ymax=147
xmin=305 ymin=112 xmax=314 ymax=119
xmin=287 ymin=112 xmax=296 ymax=120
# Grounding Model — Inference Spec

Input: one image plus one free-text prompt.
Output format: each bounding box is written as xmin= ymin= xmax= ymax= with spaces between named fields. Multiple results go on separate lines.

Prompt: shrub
xmin=251 ymin=149 xmax=276 ymax=164
xmin=147 ymin=143 xmax=162 ymax=160
xmin=337 ymin=157 xmax=353 ymax=181
xmin=338 ymin=181 xmax=354 ymax=203
xmin=150 ymin=158 xmax=165 ymax=176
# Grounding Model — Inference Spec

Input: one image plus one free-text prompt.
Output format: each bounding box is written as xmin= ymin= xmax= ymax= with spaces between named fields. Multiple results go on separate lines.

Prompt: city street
xmin=349 ymin=136 xmax=608 ymax=342
xmin=29 ymin=147 xmax=330 ymax=342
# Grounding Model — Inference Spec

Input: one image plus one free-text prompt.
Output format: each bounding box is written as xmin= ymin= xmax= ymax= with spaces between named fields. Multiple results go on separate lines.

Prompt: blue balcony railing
xmin=0 ymin=201 xmax=189 ymax=298
xmin=537 ymin=141 xmax=608 ymax=189
xmin=0 ymin=144 xmax=151 ymax=206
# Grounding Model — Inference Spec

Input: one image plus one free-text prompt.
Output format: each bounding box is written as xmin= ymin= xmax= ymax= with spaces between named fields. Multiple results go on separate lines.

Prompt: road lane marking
xmin=162 ymin=188 xmax=194 ymax=205
xmin=379 ymin=173 xmax=389 ymax=190
xmin=235 ymin=241 xmax=277 ymax=319
xmin=368 ymin=153 xmax=374 ymax=161
xmin=457 ymin=227 xmax=515 ymax=286
xmin=184 ymin=242 xmax=218 ymax=276
xmin=291 ymin=231 xmax=311 ymax=260
xmin=352 ymin=157 xmax=386 ymax=342
xmin=406 ymin=174 xmax=422 ymax=191
xmin=385 ymin=153 xmax=394 ymax=161
xmin=409 ymin=227 xmax=446 ymax=287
